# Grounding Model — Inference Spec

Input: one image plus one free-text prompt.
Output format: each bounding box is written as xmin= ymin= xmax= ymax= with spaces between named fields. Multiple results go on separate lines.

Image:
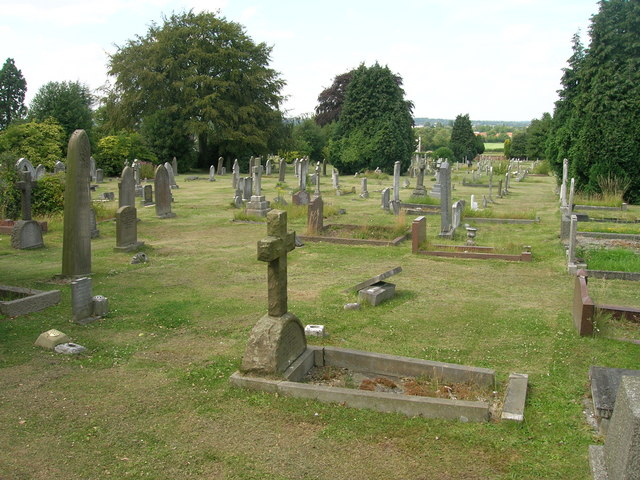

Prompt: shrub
xmin=532 ymin=159 xmax=550 ymax=175
xmin=432 ymin=147 xmax=453 ymax=161
xmin=32 ymin=173 xmax=65 ymax=216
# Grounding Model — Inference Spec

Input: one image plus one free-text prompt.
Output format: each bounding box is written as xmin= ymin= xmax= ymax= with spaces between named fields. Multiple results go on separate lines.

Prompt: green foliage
xmin=291 ymin=118 xmax=326 ymax=162
xmin=107 ymin=10 xmax=286 ymax=169
xmin=532 ymin=159 xmax=551 ymax=175
xmin=140 ymin=110 xmax=195 ymax=170
xmin=0 ymin=153 xmax=20 ymax=218
xmin=525 ymin=112 xmax=551 ymax=159
xmin=0 ymin=58 xmax=27 ymax=130
xmin=95 ymin=131 xmax=158 ymax=177
xmin=577 ymin=247 xmax=640 ymax=272
xmin=0 ymin=119 xmax=65 ymax=170
xmin=509 ymin=132 xmax=528 ymax=158
xmin=432 ymin=146 xmax=453 ymax=161
xmin=329 ymin=63 xmax=414 ymax=174
xmin=474 ymin=134 xmax=485 ymax=155
xmin=414 ymin=124 xmax=451 ymax=151
xmin=32 ymin=173 xmax=65 ymax=216
xmin=28 ymin=81 xmax=94 ymax=141
xmin=492 ymin=159 xmax=509 ymax=176
xmin=548 ymin=1 xmax=640 ymax=203
xmin=503 ymin=138 xmax=511 ymax=158
xmin=449 ymin=114 xmax=477 ymax=163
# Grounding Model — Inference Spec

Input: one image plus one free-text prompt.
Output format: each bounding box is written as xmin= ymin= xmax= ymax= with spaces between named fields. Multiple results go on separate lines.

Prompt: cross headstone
xmin=257 ymin=210 xmax=296 ymax=317
xmin=132 ymin=159 xmax=141 ymax=185
xmin=16 ymin=171 xmax=33 ymax=221
xmin=15 ymin=157 xmax=36 ymax=179
xmin=314 ymin=163 xmax=321 ymax=197
xmin=61 ymin=130 xmax=92 ymax=278
xmin=412 ymin=164 xmax=426 ymax=197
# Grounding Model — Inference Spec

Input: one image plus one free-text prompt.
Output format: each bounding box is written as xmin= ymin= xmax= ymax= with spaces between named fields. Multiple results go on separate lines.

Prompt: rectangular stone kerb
xmin=258 ymin=210 xmax=295 ymax=317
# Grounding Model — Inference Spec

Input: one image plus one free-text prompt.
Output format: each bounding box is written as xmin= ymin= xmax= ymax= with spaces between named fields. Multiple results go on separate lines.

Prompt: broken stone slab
xmin=304 ymin=325 xmax=327 ymax=337
xmin=590 ymin=366 xmax=640 ymax=433
xmin=347 ymin=266 xmax=402 ymax=293
xmin=54 ymin=342 xmax=87 ymax=355
xmin=34 ymin=329 xmax=70 ymax=349
xmin=501 ymin=373 xmax=528 ymax=422
xmin=358 ymin=282 xmax=396 ymax=306
xmin=343 ymin=303 xmax=360 ymax=310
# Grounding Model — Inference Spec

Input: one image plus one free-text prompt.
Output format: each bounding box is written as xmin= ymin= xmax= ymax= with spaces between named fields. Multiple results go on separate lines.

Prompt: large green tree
xmin=0 ymin=118 xmax=65 ymax=170
xmin=526 ymin=112 xmax=551 ymax=159
xmin=107 ymin=10 xmax=285 ymax=170
xmin=0 ymin=58 xmax=27 ymax=130
xmin=29 ymin=81 xmax=94 ymax=141
xmin=449 ymin=114 xmax=477 ymax=163
xmin=327 ymin=63 xmax=414 ymax=174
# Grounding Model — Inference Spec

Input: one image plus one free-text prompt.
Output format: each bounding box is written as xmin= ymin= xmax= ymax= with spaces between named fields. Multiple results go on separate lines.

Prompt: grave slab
xmin=358 ymin=281 xmax=396 ymax=306
xmin=348 ymin=266 xmax=402 ymax=293
xmin=501 ymin=373 xmax=528 ymax=422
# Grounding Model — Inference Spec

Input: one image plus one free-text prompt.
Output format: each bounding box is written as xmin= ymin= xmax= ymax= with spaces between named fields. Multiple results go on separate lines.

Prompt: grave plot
xmin=0 ymin=285 xmax=61 ymax=317
xmin=411 ymin=216 xmax=533 ymax=262
xmin=231 ymin=210 xmax=527 ymax=422
xmin=297 ymin=196 xmax=410 ymax=246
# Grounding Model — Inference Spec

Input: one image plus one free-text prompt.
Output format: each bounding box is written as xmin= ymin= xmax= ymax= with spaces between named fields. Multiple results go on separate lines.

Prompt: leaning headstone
xmin=118 ymin=166 xmax=136 ymax=208
xmin=154 ymin=164 xmax=176 ymax=218
xmin=209 ymin=165 xmax=216 ymax=182
xmin=61 ymin=130 xmax=92 ymax=278
xmin=34 ymin=164 xmax=46 ymax=180
xmin=589 ymin=375 xmax=640 ymax=480
xmin=278 ymin=159 xmax=286 ymax=182
xmin=115 ymin=205 xmax=144 ymax=251
xmin=240 ymin=210 xmax=305 ymax=376
xmin=54 ymin=160 xmax=66 ymax=174
xmin=164 ymin=162 xmax=178 ymax=189
xmin=307 ymin=195 xmax=323 ymax=234
xmin=71 ymin=277 xmax=108 ymax=325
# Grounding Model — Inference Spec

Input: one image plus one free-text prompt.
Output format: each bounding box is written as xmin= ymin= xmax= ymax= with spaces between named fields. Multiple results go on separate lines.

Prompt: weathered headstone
xmin=209 ymin=165 xmax=216 ymax=182
xmin=89 ymin=207 xmax=99 ymax=239
xmin=115 ymin=205 xmax=144 ymax=251
xmin=313 ymin=163 xmax=321 ymax=198
xmin=242 ymin=176 xmax=253 ymax=201
xmin=381 ymin=187 xmax=391 ymax=211
xmin=412 ymin=164 xmax=426 ymax=197
xmin=240 ymin=210 xmax=305 ymax=376
xmin=34 ymin=164 xmax=46 ymax=180
xmin=154 ymin=164 xmax=176 ymax=218
xmin=164 ymin=162 xmax=178 ymax=189
xmin=438 ymin=160 xmax=453 ymax=237
xmin=307 ymin=195 xmax=323 ymax=235
xmin=71 ymin=277 xmax=108 ymax=324
xmin=95 ymin=168 xmax=104 ymax=184
xmin=590 ymin=375 xmax=640 ymax=480
xmin=452 ymin=199 xmax=465 ymax=230
xmin=278 ymin=159 xmax=286 ymax=182
xmin=171 ymin=157 xmax=178 ymax=177
xmin=61 ymin=130 xmax=92 ymax=278
xmin=568 ymin=177 xmax=575 ymax=211
xmin=54 ymin=160 xmax=65 ymax=174
xmin=217 ymin=156 xmax=224 ymax=176
xmin=141 ymin=185 xmax=154 ymax=206
xmin=89 ymin=156 xmax=97 ymax=182
xmin=246 ymin=166 xmax=270 ymax=217
xmin=560 ymin=158 xmax=569 ymax=207
xmin=360 ymin=177 xmax=369 ymax=198
xmin=118 ymin=166 xmax=136 ymax=208
xmin=16 ymin=157 xmax=36 ymax=179
xmin=232 ymin=159 xmax=240 ymax=188
xmin=391 ymin=161 xmax=401 ymax=214
xmin=265 ymin=159 xmax=272 ymax=176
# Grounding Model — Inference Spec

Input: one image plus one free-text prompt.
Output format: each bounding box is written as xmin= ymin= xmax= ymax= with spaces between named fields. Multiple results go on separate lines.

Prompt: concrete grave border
xmin=0 ymin=285 xmax=61 ymax=317
xmin=231 ymin=346 xmax=495 ymax=422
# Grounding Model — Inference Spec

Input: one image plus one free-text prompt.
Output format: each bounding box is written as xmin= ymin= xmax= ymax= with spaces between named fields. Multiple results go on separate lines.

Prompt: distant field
xmin=483 ymin=141 xmax=504 ymax=151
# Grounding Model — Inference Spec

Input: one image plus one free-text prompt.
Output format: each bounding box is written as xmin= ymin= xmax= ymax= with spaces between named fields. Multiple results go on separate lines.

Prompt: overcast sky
xmin=1 ymin=0 xmax=599 ymax=121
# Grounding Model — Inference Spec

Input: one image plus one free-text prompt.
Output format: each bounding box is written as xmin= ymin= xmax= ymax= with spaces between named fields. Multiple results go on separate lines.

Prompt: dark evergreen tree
xmin=107 ymin=10 xmax=285 ymax=170
xmin=573 ymin=0 xmax=640 ymax=202
xmin=509 ymin=132 xmax=528 ymax=158
xmin=327 ymin=63 xmax=414 ymax=174
xmin=0 ymin=58 xmax=27 ymax=130
xmin=526 ymin=112 xmax=551 ymax=159
xmin=449 ymin=114 xmax=477 ymax=163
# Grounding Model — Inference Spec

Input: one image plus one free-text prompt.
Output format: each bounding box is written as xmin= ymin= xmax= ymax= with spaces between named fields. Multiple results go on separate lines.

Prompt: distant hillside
xmin=414 ymin=118 xmax=530 ymax=128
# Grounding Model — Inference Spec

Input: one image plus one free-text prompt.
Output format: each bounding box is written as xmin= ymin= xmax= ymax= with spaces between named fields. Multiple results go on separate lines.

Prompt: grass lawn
xmin=1 ymin=168 xmax=638 ymax=479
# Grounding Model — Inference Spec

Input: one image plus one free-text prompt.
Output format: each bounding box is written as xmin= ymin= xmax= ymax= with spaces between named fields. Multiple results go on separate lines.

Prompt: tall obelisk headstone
xmin=62 ymin=130 xmax=92 ymax=278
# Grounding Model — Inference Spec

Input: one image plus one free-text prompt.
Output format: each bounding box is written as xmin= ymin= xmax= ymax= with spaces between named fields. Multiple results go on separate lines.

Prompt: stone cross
xmin=257 ymin=210 xmax=295 ymax=317
xmin=314 ymin=163 xmax=321 ymax=196
xmin=16 ymin=171 xmax=33 ymax=221
xmin=253 ymin=165 xmax=263 ymax=196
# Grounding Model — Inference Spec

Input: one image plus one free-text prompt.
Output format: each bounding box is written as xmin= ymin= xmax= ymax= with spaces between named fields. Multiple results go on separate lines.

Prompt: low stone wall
xmin=0 ymin=285 xmax=61 ymax=317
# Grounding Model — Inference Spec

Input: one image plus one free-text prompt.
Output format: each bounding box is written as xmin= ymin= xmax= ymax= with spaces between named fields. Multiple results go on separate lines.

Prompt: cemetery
xmin=1 ymin=148 xmax=639 ymax=479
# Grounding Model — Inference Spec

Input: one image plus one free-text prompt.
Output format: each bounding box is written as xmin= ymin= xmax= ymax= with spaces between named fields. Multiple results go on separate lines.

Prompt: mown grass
xmin=577 ymin=246 xmax=640 ymax=272
xmin=0 ymin=168 xmax=638 ymax=479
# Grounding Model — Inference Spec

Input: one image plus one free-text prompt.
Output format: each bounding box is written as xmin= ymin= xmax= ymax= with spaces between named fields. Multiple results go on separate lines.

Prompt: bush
xmin=432 ymin=147 xmax=453 ymax=161
xmin=532 ymin=159 xmax=550 ymax=175
xmin=32 ymin=173 xmax=65 ymax=216
xmin=0 ymin=155 xmax=20 ymax=219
